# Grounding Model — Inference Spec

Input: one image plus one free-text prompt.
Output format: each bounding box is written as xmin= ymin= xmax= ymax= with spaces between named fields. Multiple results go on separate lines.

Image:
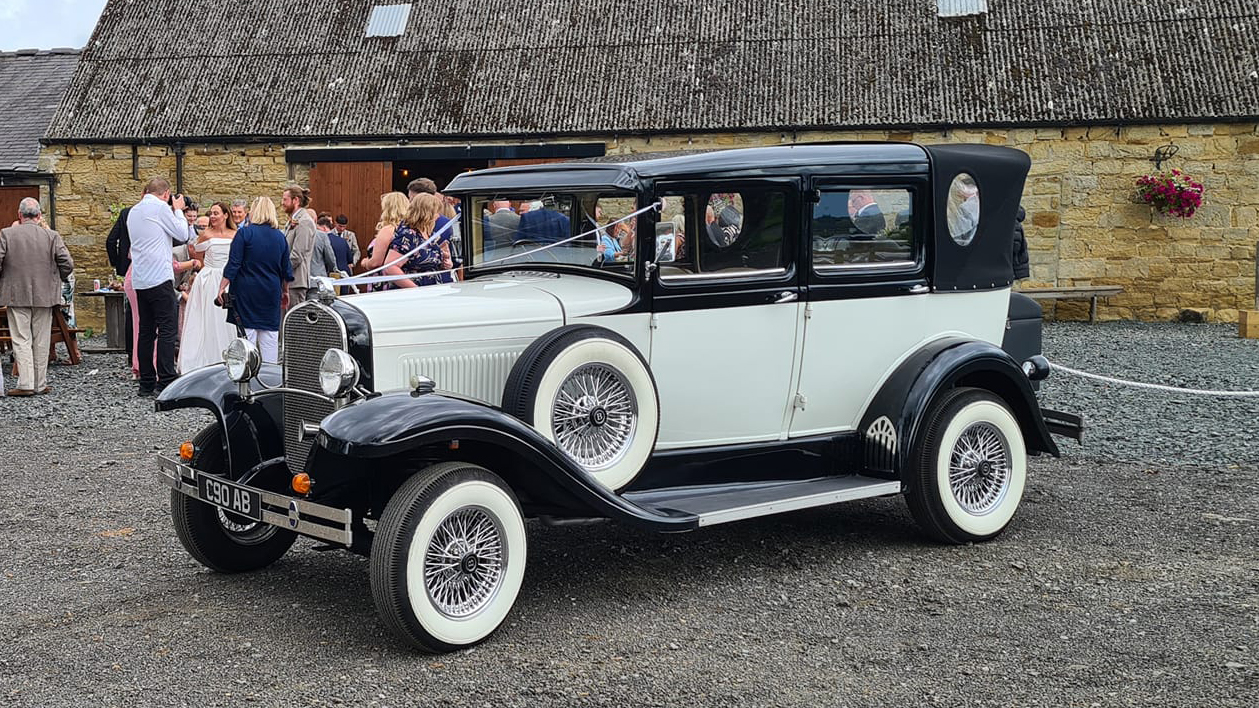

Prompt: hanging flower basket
xmin=1135 ymin=169 xmax=1204 ymax=218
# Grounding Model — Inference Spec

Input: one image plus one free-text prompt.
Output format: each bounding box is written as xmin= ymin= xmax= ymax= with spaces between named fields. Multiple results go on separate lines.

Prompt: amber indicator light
xmin=179 ymin=442 xmax=195 ymax=461
xmin=291 ymin=473 xmax=312 ymax=495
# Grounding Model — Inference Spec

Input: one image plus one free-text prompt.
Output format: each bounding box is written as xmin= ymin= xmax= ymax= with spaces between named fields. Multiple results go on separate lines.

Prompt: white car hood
xmin=345 ymin=272 xmax=633 ymax=348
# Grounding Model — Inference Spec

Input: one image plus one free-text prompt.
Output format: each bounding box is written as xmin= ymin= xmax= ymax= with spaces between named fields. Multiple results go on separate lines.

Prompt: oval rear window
xmin=946 ymin=173 xmax=980 ymax=246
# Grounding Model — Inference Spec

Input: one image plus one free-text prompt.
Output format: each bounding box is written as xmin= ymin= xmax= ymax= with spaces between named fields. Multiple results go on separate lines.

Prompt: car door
xmin=788 ymin=176 xmax=934 ymax=437
xmin=646 ymin=180 xmax=804 ymax=449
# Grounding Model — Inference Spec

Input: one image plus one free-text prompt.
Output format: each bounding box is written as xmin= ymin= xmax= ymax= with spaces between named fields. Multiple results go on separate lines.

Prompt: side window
xmin=659 ymin=188 xmax=787 ymax=279
xmin=811 ymin=188 xmax=915 ymax=268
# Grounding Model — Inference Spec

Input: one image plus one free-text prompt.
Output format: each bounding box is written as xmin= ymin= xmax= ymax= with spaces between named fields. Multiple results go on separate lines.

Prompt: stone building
xmin=0 ymin=48 xmax=79 ymax=227
xmin=39 ymin=0 xmax=1259 ymax=328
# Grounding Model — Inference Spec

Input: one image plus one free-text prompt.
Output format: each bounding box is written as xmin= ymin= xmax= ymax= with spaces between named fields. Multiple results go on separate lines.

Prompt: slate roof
xmin=45 ymin=0 xmax=1259 ymax=143
xmin=0 ymin=49 xmax=80 ymax=171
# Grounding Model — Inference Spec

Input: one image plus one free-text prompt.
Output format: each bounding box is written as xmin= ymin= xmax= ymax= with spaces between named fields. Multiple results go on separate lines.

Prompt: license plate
xmin=197 ymin=475 xmax=262 ymax=521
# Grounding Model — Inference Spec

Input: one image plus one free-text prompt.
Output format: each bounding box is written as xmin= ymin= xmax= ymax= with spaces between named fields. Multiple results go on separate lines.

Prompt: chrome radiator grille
xmin=282 ymin=302 xmax=346 ymax=472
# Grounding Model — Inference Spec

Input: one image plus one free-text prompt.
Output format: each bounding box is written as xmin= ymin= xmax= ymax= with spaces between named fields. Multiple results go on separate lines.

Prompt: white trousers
xmin=9 ymin=306 xmax=54 ymax=391
xmin=245 ymin=329 xmax=279 ymax=363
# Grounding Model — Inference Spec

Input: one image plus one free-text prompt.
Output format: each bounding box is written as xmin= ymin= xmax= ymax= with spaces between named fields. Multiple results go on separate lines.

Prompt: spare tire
xmin=502 ymin=325 xmax=659 ymax=491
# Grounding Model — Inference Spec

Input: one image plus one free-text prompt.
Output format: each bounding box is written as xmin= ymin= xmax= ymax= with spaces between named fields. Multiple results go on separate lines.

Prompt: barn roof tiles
xmin=45 ymin=0 xmax=1259 ymax=142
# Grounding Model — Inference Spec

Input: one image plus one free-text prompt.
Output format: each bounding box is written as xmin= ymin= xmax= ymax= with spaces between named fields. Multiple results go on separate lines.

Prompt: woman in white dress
xmin=179 ymin=202 xmax=238 ymax=372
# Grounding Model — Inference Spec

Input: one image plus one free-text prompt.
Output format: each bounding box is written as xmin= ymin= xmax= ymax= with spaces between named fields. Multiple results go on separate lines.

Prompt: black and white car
xmin=156 ymin=143 xmax=1081 ymax=652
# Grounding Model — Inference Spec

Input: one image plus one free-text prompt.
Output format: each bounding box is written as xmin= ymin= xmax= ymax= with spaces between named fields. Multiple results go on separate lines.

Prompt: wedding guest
xmin=230 ymin=199 xmax=251 ymax=228
xmin=218 ymin=197 xmax=292 ymax=363
xmin=310 ymin=212 xmax=339 ymax=281
xmin=281 ymin=186 xmax=316 ymax=306
xmin=386 ymin=193 xmax=445 ymax=288
xmin=179 ymin=202 xmax=238 ymax=372
xmin=0 ymin=198 xmax=74 ymax=396
xmin=105 ymin=198 xmax=135 ymax=359
xmin=127 ymin=177 xmax=196 ymax=395
xmin=334 ymin=214 xmax=360 ymax=266
xmin=359 ymin=192 xmax=411 ymax=287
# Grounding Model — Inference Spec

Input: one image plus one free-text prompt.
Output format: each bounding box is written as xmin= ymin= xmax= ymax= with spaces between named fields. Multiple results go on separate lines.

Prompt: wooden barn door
xmin=308 ymin=162 xmax=391 ymax=272
xmin=0 ymin=186 xmax=40 ymax=225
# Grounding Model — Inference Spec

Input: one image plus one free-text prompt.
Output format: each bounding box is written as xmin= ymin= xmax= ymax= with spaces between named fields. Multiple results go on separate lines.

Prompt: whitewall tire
xmin=503 ymin=326 xmax=659 ymax=491
xmin=370 ymin=462 xmax=527 ymax=653
xmin=905 ymin=387 xmax=1027 ymax=544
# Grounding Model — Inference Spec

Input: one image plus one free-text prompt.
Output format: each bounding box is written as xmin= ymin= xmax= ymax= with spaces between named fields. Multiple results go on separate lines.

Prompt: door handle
xmin=772 ymin=291 xmax=798 ymax=304
xmin=904 ymin=284 xmax=929 ymax=295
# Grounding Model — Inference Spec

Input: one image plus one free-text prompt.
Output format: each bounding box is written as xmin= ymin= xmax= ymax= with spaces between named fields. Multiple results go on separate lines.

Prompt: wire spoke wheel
xmin=551 ymin=363 xmax=638 ymax=472
xmin=947 ymin=421 xmax=1011 ymax=515
xmin=423 ymin=505 xmax=506 ymax=620
xmin=214 ymin=508 xmax=272 ymax=543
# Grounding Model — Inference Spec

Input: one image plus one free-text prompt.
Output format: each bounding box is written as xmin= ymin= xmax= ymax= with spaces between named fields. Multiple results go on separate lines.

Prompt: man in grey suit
xmin=484 ymin=200 xmax=519 ymax=257
xmin=309 ymin=211 xmax=339 ymax=280
xmin=0 ymin=198 xmax=74 ymax=396
xmin=281 ymin=186 xmax=316 ymax=307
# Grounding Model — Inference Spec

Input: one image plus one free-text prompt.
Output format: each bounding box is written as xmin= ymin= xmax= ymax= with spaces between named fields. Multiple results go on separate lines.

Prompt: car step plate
xmin=625 ymin=476 xmax=901 ymax=527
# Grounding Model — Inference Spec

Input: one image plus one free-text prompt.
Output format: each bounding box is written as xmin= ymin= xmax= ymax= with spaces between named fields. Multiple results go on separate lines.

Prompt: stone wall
xmin=42 ymin=122 xmax=1259 ymax=329
xmin=38 ymin=144 xmax=306 ymax=329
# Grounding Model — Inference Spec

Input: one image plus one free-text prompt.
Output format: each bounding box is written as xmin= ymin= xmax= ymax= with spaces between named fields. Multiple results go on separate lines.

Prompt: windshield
xmin=464 ymin=191 xmax=639 ymax=274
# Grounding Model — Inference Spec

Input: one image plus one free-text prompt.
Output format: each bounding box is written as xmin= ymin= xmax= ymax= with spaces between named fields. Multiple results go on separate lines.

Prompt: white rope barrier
xmin=1049 ymin=361 xmax=1259 ymax=397
xmin=336 ymin=201 xmax=662 ymax=289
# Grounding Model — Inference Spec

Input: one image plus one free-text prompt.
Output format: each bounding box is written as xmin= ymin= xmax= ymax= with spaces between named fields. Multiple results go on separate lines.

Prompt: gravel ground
xmin=1 ymin=323 xmax=1257 ymax=707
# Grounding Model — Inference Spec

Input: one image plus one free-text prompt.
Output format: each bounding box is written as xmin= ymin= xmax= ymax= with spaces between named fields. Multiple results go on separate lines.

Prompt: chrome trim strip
xmin=156 ymin=455 xmax=353 ymax=546
xmin=814 ymin=260 xmax=918 ymax=272
xmin=695 ymin=480 xmax=902 ymax=527
xmin=659 ymin=267 xmax=788 ymax=282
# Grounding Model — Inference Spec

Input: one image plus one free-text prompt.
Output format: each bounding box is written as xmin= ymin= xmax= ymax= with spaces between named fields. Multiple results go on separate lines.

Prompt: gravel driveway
xmin=1 ymin=323 xmax=1256 ymax=707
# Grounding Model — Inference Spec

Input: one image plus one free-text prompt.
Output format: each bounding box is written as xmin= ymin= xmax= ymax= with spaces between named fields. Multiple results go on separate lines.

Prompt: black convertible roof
xmin=446 ymin=143 xmax=931 ymax=193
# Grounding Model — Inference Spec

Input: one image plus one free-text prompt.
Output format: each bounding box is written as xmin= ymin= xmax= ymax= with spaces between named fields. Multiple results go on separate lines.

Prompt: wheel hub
xmin=423 ymin=506 xmax=505 ymax=619
xmin=551 ymin=363 xmax=638 ymax=471
xmin=948 ymin=421 xmax=1011 ymax=516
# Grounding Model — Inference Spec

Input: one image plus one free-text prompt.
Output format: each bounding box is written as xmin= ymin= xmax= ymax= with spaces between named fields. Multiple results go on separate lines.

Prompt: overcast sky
xmin=0 ymin=0 xmax=109 ymax=51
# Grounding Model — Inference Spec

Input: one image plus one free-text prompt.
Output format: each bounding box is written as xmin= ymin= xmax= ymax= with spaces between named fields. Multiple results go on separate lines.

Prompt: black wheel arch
xmin=154 ymin=363 xmax=287 ymax=478
xmin=312 ymin=392 xmax=695 ymax=532
xmin=858 ymin=337 xmax=1059 ymax=481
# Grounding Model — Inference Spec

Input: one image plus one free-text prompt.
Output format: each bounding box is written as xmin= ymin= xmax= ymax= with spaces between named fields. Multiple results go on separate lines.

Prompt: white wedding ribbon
xmin=335 ymin=201 xmax=662 ymax=289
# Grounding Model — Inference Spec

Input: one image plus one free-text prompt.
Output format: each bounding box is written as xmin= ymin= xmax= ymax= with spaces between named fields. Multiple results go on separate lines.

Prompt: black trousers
xmin=135 ymin=281 xmax=179 ymax=388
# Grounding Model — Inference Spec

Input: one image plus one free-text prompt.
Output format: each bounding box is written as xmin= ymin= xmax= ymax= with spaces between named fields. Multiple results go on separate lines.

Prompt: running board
xmin=624 ymin=476 xmax=901 ymax=528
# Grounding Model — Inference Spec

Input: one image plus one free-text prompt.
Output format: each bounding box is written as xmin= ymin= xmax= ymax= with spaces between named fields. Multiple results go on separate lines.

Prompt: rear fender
xmin=859 ymin=338 xmax=1058 ymax=480
xmin=313 ymin=393 xmax=696 ymax=531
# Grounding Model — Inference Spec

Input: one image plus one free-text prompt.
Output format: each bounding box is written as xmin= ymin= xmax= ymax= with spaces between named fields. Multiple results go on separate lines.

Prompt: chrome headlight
xmin=319 ymin=348 xmax=360 ymax=397
xmin=224 ymin=338 xmax=261 ymax=382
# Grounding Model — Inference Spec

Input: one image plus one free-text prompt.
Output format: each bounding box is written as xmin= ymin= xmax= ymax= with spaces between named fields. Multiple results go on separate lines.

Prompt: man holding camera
xmin=126 ymin=177 xmax=195 ymax=396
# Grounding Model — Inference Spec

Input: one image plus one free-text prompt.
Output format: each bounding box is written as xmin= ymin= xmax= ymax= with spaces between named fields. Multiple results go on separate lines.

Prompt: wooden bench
xmin=1017 ymin=285 xmax=1124 ymax=323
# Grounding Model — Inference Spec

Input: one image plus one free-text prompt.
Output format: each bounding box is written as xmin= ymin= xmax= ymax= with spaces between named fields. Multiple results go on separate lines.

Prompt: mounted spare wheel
xmin=502 ymin=325 xmax=660 ymax=491
xmin=905 ymin=387 xmax=1028 ymax=544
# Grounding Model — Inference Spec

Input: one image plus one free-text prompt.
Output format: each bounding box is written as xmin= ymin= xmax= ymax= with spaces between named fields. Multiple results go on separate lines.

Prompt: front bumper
xmin=157 ymin=455 xmax=353 ymax=546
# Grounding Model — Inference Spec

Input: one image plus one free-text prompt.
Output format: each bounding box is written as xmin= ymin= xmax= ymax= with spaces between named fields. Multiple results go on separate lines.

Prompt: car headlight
xmin=319 ymin=348 xmax=360 ymax=397
xmin=223 ymin=338 xmax=261 ymax=382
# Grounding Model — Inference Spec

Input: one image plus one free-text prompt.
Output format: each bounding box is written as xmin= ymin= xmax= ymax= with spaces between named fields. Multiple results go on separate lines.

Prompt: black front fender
xmin=860 ymin=338 xmax=1059 ymax=478
xmin=154 ymin=363 xmax=287 ymax=477
xmin=315 ymin=393 xmax=696 ymax=531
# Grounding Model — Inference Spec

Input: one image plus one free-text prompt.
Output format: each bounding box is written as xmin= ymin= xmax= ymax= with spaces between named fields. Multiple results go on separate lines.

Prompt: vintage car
xmin=156 ymin=143 xmax=1081 ymax=653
